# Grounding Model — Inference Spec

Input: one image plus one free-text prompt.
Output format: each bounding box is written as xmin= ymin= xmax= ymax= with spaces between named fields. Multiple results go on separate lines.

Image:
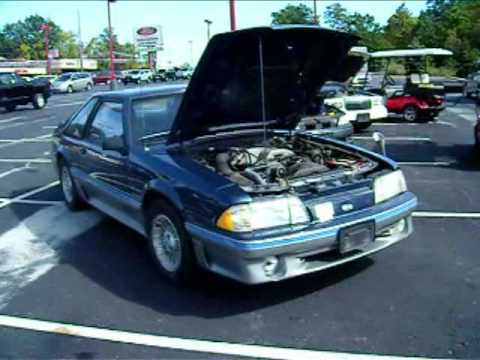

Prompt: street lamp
xmin=188 ymin=40 xmax=193 ymax=65
xmin=40 ymin=24 xmax=50 ymax=75
xmin=204 ymin=19 xmax=212 ymax=41
xmin=107 ymin=0 xmax=117 ymax=90
xmin=313 ymin=0 xmax=319 ymax=25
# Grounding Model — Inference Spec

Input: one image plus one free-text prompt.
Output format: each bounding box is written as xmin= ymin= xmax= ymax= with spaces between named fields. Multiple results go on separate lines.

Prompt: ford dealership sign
xmin=134 ymin=25 xmax=163 ymax=50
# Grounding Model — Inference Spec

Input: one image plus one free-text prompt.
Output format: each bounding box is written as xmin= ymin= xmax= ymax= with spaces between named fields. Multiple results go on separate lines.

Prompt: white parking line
xmin=0 ymin=116 xmax=55 ymax=131
xmin=0 ymin=166 xmax=29 ymax=179
xmin=352 ymin=136 xmax=432 ymax=142
xmin=0 ymin=315 xmax=441 ymax=360
xmin=42 ymin=126 xmax=57 ymax=129
xmin=0 ymin=116 xmax=25 ymax=124
xmin=0 ymin=181 xmax=59 ymax=210
xmin=50 ymin=101 xmax=84 ymax=108
xmin=0 ymin=134 xmax=52 ymax=148
xmin=398 ymin=161 xmax=451 ymax=166
xmin=9 ymin=199 xmax=63 ymax=205
xmin=0 ymin=158 xmax=52 ymax=164
xmin=414 ymin=211 xmax=480 ymax=219
xmin=0 ymin=205 xmax=103 ymax=308
xmin=372 ymin=122 xmax=455 ymax=127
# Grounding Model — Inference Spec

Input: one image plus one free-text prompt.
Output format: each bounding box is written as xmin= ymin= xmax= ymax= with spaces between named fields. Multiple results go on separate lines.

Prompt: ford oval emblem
xmin=341 ymin=203 xmax=354 ymax=212
xmin=137 ymin=27 xmax=157 ymax=36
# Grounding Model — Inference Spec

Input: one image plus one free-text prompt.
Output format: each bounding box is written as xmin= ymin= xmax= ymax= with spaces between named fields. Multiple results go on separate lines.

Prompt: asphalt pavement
xmin=0 ymin=84 xmax=479 ymax=359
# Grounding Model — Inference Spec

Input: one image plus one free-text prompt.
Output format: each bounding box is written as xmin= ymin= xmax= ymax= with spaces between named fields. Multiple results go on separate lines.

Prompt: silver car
xmin=52 ymin=73 xmax=93 ymax=93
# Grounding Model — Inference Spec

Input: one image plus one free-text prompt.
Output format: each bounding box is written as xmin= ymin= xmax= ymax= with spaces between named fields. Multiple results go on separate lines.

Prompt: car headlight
xmin=216 ymin=196 xmax=309 ymax=232
xmin=374 ymin=170 xmax=407 ymax=204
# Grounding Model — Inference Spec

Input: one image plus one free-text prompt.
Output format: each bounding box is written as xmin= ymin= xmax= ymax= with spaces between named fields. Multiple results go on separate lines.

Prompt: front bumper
xmin=187 ymin=192 xmax=417 ymax=284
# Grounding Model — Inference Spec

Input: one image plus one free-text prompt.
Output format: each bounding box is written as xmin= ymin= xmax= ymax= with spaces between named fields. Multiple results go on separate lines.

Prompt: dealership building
xmin=0 ymin=58 xmax=99 ymax=75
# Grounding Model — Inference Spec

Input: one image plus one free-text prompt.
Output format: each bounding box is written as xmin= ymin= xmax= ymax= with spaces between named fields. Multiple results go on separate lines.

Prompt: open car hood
xmin=168 ymin=26 xmax=360 ymax=144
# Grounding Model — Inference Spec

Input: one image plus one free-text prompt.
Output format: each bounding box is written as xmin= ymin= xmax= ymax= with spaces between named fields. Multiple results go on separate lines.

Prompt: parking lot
xmin=0 ymin=86 xmax=479 ymax=359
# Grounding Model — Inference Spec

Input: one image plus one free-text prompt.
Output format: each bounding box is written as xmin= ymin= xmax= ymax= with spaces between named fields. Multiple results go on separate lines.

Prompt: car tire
xmin=32 ymin=93 xmax=46 ymax=109
xmin=403 ymin=105 xmax=418 ymax=122
xmin=146 ymin=199 xmax=196 ymax=284
xmin=67 ymin=85 xmax=73 ymax=94
xmin=59 ymin=161 xmax=86 ymax=211
xmin=5 ymin=104 xmax=16 ymax=112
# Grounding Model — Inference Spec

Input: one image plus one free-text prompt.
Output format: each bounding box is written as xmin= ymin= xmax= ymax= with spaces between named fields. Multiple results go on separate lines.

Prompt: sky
xmin=0 ymin=0 xmax=427 ymax=66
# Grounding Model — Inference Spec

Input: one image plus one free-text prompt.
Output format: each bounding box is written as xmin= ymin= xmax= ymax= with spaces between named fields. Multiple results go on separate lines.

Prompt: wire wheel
xmin=403 ymin=106 xmax=417 ymax=122
xmin=151 ymin=214 xmax=182 ymax=272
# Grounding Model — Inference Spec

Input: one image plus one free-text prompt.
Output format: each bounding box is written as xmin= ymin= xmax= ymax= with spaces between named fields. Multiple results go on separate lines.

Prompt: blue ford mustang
xmin=53 ymin=26 xmax=417 ymax=284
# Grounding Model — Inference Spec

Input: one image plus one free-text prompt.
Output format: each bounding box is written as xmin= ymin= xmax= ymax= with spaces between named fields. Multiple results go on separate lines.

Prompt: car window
xmin=86 ymin=102 xmax=124 ymax=147
xmin=474 ymin=75 xmax=480 ymax=82
xmin=58 ymin=74 xmax=71 ymax=81
xmin=64 ymin=98 xmax=98 ymax=138
xmin=132 ymin=94 xmax=183 ymax=141
xmin=0 ymin=74 xmax=13 ymax=85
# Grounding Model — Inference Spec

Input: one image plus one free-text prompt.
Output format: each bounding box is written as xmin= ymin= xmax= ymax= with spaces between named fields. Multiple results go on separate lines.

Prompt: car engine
xmin=193 ymin=135 xmax=378 ymax=193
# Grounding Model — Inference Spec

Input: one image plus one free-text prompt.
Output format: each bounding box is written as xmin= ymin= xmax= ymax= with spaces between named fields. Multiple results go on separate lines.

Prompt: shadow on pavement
xmin=56 ymin=216 xmax=373 ymax=318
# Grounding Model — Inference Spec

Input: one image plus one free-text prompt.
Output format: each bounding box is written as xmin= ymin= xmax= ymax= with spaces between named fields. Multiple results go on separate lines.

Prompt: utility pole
xmin=188 ymin=40 xmax=193 ymax=65
xmin=77 ymin=9 xmax=84 ymax=72
xmin=313 ymin=0 xmax=319 ymax=25
xmin=40 ymin=24 xmax=50 ymax=75
xmin=204 ymin=19 xmax=212 ymax=42
xmin=229 ymin=0 xmax=236 ymax=31
xmin=107 ymin=0 xmax=117 ymax=90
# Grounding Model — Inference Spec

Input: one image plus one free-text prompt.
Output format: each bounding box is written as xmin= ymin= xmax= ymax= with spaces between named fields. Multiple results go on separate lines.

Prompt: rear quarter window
xmin=64 ymin=98 xmax=98 ymax=138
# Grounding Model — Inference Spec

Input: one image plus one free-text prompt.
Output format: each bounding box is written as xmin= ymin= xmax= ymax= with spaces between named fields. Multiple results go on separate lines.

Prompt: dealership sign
xmin=134 ymin=25 xmax=163 ymax=50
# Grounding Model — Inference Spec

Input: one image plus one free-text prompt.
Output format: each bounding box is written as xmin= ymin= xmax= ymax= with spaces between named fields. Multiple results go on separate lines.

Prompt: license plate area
xmin=356 ymin=113 xmax=370 ymax=122
xmin=338 ymin=221 xmax=375 ymax=254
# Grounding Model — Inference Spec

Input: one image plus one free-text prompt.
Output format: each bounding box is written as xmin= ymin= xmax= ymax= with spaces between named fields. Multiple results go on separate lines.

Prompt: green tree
xmin=323 ymin=3 xmax=388 ymax=49
xmin=271 ymin=4 xmax=314 ymax=25
xmin=384 ymin=3 xmax=418 ymax=48
xmin=0 ymin=15 xmax=79 ymax=60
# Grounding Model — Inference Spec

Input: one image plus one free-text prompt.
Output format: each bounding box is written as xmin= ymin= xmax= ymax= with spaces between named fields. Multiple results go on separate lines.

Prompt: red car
xmin=94 ymin=71 xmax=122 ymax=85
xmin=386 ymin=90 xmax=445 ymax=122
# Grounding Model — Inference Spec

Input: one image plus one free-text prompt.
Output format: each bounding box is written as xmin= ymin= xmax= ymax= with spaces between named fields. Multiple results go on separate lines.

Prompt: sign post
xmin=40 ymin=24 xmax=50 ymax=75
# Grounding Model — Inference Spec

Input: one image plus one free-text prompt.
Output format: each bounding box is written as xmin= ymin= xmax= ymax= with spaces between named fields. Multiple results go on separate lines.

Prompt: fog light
xmin=263 ymin=256 xmax=279 ymax=277
xmin=380 ymin=218 xmax=406 ymax=236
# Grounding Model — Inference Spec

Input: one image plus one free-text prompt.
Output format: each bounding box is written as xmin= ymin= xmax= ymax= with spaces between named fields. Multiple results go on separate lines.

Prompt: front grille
xmin=345 ymin=100 xmax=371 ymax=111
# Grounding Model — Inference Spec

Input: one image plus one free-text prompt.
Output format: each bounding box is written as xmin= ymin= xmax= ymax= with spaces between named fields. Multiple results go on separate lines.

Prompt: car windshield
xmin=129 ymin=70 xmax=139 ymax=74
xmin=132 ymin=94 xmax=183 ymax=141
xmin=57 ymin=74 xmax=71 ymax=81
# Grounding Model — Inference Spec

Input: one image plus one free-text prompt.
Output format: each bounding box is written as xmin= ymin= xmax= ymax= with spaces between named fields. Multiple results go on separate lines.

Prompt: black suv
xmin=0 ymin=73 xmax=51 ymax=112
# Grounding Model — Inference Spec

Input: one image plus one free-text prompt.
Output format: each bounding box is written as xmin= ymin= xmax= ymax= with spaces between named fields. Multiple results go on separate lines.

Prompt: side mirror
xmin=102 ymin=136 xmax=126 ymax=155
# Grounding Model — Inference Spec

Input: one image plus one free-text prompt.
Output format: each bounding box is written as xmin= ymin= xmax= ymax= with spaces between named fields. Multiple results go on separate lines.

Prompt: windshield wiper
xmin=139 ymin=131 xmax=170 ymax=143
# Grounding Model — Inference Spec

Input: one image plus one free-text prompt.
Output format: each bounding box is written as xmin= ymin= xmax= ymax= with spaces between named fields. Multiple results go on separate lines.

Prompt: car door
xmin=60 ymin=97 xmax=100 ymax=183
xmin=11 ymin=74 xmax=30 ymax=100
xmin=71 ymin=74 xmax=82 ymax=91
xmin=82 ymin=100 xmax=141 ymax=228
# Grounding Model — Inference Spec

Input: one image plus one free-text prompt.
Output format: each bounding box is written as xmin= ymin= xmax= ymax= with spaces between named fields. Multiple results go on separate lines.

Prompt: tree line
xmin=0 ymin=15 xmax=137 ymax=69
xmin=1 ymin=1 xmax=479 ymax=75
xmin=272 ymin=0 xmax=480 ymax=76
